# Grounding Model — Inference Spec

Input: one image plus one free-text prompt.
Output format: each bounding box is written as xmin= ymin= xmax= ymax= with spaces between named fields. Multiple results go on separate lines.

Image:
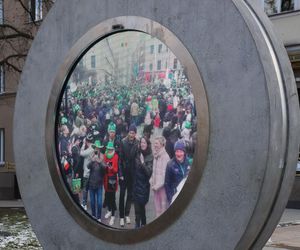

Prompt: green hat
xmin=92 ymin=140 xmax=103 ymax=149
xmin=61 ymin=117 xmax=68 ymax=125
xmin=73 ymin=104 xmax=81 ymax=113
xmin=185 ymin=121 xmax=191 ymax=129
xmin=108 ymin=122 xmax=116 ymax=133
xmin=106 ymin=141 xmax=115 ymax=150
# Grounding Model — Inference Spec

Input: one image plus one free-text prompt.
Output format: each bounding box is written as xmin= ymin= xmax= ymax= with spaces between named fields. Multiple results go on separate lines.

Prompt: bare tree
xmin=0 ymin=0 xmax=54 ymax=74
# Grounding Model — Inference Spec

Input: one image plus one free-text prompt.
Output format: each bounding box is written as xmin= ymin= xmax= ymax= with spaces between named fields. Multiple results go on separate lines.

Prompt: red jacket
xmin=103 ymin=153 xmax=119 ymax=192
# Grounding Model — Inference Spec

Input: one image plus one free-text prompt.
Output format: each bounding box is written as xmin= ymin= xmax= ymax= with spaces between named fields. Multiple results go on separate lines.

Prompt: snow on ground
xmin=0 ymin=208 xmax=41 ymax=250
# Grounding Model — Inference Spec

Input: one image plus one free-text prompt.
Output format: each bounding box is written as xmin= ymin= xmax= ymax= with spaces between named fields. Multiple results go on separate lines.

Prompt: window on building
xmin=0 ymin=0 xmax=4 ymax=24
xmin=0 ymin=129 xmax=4 ymax=166
xmin=91 ymin=55 xmax=96 ymax=68
xmin=149 ymin=63 xmax=153 ymax=71
xmin=29 ymin=0 xmax=43 ymax=21
xmin=157 ymin=60 xmax=161 ymax=70
xmin=173 ymin=58 xmax=178 ymax=69
xmin=264 ymin=0 xmax=298 ymax=15
xmin=150 ymin=45 xmax=154 ymax=54
xmin=158 ymin=44 xmax=163 ymax=53
xmin=0 ymin=65 xmax=4 ymax=93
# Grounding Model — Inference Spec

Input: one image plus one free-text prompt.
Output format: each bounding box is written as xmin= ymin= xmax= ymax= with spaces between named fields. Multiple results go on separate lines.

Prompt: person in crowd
xmin=75 ymin=110 xmax=85 ymax=128
xmin=181 ymin=121 xmax=192 ymax=142
xmin=162 ymin=127 xmax=174 ymax=159
xmin=70 ymin=135 xmax=82 ymax=203
xmin=150 ymin=136 xmax=170 ymax=217
xmin=130 ymin=99 xmax=139 ymax=125
xmin=87 ymin=140 xmax=105 ymax=222
xmin=102 ymin=122 xmax=121 ymax=210
xmin=103 ymin=122 xmax=121 ymax=155
xmin=133 ymin=137 xmax=153 ymax=228
xmin=164 ymin=140 xmax=190 ymax=205
xmin=80 ymin=133 xmax=94 ymax=210
xmin=103 ymin=141 xmax=119 ymax=226
xmin=118 ymin=124 xmax=139 ymax=227
xmin=59 ymin=125 xmax=72 ymax=187
xmin=153 ymin=111 xmax=161 ymax=136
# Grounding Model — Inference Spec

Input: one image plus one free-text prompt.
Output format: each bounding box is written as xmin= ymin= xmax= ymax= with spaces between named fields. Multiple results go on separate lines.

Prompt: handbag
xmin=72 ymin=178 xmax=81 ymax=194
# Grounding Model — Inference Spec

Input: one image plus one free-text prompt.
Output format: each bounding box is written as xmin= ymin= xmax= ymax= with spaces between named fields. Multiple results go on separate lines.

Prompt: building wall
xmin=270 ymin=12 xmax=300 ymax=46
xmin=0 ymin=0 xmax=44 ymax=199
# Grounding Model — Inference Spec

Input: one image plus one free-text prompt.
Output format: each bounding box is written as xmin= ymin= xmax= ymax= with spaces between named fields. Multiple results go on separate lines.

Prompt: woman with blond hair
xmin=150 ymin=136 xmax=170 ymax=217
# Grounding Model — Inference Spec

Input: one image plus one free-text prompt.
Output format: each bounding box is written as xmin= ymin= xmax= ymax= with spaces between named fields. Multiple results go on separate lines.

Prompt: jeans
xmin=89 ymin=186 xmax=103 ymax=220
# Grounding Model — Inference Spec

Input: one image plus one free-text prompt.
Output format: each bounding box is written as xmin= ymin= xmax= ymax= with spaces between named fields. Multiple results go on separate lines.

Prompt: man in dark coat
xmin=118 ymin=124 xmax=139 ymax=227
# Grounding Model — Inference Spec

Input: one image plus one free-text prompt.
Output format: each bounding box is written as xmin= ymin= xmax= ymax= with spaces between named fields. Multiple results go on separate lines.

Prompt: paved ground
xmin=263 ymin=209 xmax=300 ymax=250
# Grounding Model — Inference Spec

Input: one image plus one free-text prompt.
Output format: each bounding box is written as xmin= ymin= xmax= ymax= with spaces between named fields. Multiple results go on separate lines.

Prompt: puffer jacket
xmin=133 ymin=152 xmax=153 ymax=205
xmin=164 ymin=157 xmax=190 ymax=204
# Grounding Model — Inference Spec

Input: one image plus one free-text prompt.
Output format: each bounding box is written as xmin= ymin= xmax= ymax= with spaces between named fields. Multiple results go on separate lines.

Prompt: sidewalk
xmin=0 ymin=199 xmax=23 ymax=208
xmin=1 ymin=200 xmax=300 ymax=249
xmin=264 ymin=209 xmax=300 ymax=250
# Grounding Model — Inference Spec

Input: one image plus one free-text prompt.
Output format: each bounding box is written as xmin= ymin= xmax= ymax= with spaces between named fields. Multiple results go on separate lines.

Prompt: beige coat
xmin=150 ymin=147 xmax=170 ymax=191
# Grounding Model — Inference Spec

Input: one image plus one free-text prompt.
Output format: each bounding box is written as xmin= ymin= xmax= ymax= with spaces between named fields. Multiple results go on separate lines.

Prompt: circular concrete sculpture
xmin=13 ymin=0 xmax=299 ymax=249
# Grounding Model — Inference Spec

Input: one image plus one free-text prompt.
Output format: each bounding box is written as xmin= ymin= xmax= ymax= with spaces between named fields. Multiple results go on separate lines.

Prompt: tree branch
xmin=16 ymin=0 xmax=37 ymax=25
xmin=0 ymin=24 xmax=34 ymax=40
xmin=0 ymin=54 xmax=27 ymax=73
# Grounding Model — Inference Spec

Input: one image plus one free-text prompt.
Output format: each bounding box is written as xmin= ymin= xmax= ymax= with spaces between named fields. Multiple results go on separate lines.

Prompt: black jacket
xmin=133 ymin=152 xmax=153 ymax=205
xmin=87 ymin=160 xmax=105 ymax=189
xmin=119 ymin=137 xmax=139 ymax=180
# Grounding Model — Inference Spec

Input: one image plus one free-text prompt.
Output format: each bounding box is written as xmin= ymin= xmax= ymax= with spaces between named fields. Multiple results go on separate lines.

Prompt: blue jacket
xmin=164 ymin=157 xmax=190 ymax=204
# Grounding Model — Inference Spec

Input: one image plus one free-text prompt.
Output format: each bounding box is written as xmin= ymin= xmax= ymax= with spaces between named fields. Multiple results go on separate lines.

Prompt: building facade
xmin=0 ymin=0 xmax=299 ymax=199
xmin=0 ymin=0 xmax=50 ymax=199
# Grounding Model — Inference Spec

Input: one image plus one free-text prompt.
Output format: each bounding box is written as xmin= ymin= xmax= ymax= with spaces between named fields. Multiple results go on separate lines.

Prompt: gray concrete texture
xmin=13 ymin=0 xmax=299 ymax=249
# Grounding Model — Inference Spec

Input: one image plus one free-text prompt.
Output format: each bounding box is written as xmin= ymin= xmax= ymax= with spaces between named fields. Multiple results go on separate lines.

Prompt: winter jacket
xmin=103 ymin=153 xmax=119 ymax=192
xmin=80 ymin=145 xmax=94 ymax=178
xmin=87 ymin=158 xmax=105 ymax=189
xmin=119 ymin=137 xmax=139 ymax=180
xmin=150 ymin=148 xmax=170 ymax=191
xmin=164 ymin=157 xmax=190 ymax=204
xmin=133 ymin=152 xmax=153 ymax=205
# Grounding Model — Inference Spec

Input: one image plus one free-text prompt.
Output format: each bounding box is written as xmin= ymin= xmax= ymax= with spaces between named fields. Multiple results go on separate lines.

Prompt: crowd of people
xmin=57 ymin=80 xmax=197 ymax=228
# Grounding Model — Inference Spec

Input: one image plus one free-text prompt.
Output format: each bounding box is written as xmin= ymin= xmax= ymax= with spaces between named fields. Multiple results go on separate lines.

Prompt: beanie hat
xmin=129 ymin=124 xmax=137 ymax=133
xmin=174 ymin=140 xmax=186 ymax=152
xmin=108 ymin=122 xmax=116 ymax=133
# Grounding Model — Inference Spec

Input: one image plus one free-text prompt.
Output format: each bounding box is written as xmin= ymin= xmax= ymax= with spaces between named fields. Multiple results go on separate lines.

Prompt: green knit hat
xmin=108 ymin=122 xmax=116 ymax=133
